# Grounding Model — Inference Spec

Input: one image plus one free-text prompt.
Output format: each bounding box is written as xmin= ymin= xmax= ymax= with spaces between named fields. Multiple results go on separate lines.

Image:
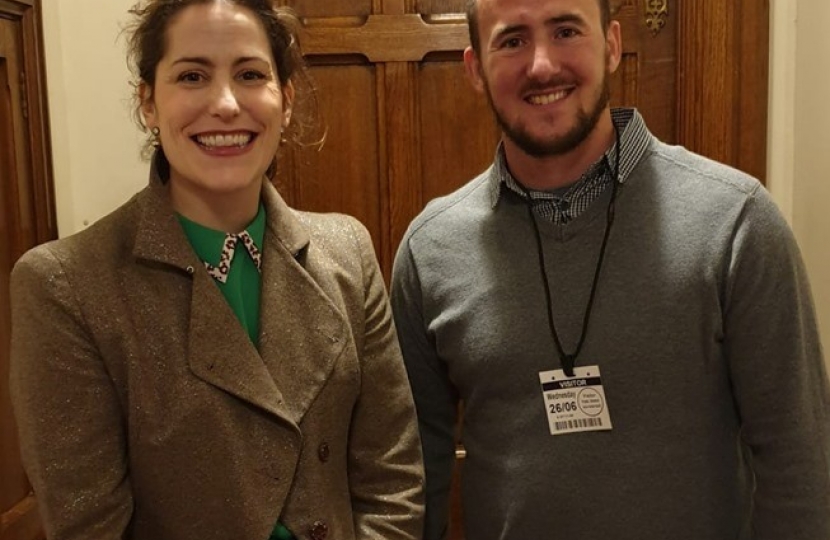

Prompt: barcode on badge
xmin=554 ymin=417 xmax=603 ymax=431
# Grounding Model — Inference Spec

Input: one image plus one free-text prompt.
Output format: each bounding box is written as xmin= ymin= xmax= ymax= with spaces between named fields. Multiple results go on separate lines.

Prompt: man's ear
xmin=139 ymin=83 xmax=157 ymax=129
xmin=463 ymin=46 xmax=486 ymax=94
xmin=605 ymin=20 xmax=622 ymax=74
xmin=281 ymin=80 xmax=295 ymax=129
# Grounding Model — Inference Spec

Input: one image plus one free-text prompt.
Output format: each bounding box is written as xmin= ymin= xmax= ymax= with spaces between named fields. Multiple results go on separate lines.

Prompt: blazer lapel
xmin=256 ymin=182 xmax=348 ymax=425
xmin=132 ymin=162 xmax=295 ymax=425
xmin=186 ymin=269 xmax=294 ymax=423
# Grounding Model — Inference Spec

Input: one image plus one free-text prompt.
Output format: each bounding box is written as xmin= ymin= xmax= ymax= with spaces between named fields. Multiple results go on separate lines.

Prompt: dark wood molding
xmin=21 ymin=0 xmax=56 ymax=241
xmin=0 ymin=0 xmax=56 ymax=243
xmin=0 ymin=0 xmax=31 ymax=16
xmin=0 ymin=495 xmax=42 ymax=540
xmin=384 ymin=61 xmax=423 ymax=280
xmin=302 ymin=14 xmax=468 ymax=62
xmin=676 ymin=0 xmax=769 ymax=183
xmin=1 ymin=2 xmax=53 ymax=536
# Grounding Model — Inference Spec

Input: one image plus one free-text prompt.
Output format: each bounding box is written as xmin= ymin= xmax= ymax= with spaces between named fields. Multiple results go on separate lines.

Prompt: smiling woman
xmin=127 ymin=0 xmax=309 ymax=232
xmin=139 ymin=2 xmax=293 ymax=232
xmin=7 ymin=2 xmax=424 ymax=540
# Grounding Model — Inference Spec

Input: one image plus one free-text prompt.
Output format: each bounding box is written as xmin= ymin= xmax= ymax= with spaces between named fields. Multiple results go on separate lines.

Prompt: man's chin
xmin=506 ymin=131 xmax=586 ymax=158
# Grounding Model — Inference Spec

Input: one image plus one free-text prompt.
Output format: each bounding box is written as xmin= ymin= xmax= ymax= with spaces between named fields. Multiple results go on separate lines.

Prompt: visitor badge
xmin=538 ymin=365 xmax=613 ymax=436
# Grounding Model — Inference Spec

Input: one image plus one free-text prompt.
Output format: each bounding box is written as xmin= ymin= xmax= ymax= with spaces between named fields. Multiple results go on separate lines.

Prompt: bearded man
xmin=390 ymin=0 xmax=830 ymax=539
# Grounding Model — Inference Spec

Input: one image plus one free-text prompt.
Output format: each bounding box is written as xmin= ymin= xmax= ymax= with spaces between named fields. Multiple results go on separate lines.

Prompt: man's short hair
xmin=465 ymin=0 xmax=613 ymax=54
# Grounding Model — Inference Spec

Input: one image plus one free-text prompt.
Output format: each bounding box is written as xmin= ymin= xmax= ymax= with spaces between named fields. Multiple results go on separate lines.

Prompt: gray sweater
xmin=391 ymin=117 xmax=830 ymax=540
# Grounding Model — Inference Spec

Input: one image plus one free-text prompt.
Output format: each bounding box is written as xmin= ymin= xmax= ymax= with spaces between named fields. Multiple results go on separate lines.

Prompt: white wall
xmin=43 ymin=1 xmax=830 ymax=354
xmin=768 ymin=0 xmax=830 ymax=360
xmin=43 ymin=0 xmax=146 ymax=236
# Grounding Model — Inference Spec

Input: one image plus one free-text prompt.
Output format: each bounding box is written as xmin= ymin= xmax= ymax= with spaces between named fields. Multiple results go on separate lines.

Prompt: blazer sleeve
xmin=345 ymin=220 xmax=425 ymax=540
xmin=9 ymin=245 xmax=133 ymax=540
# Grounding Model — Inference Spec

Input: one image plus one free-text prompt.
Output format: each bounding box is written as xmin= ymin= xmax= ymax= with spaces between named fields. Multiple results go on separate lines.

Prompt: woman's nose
xmin=210 ymin=82 xmax=241 ymax=119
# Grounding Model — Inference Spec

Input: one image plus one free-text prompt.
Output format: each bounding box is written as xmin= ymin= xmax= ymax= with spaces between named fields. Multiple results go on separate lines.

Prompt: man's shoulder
xmin=403 ymin=168 xmax=494 ymax=242
xmin=646 ymin=141 xmax=761 ymax=197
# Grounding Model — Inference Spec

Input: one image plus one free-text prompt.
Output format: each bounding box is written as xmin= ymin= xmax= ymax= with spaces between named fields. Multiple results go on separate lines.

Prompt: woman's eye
xmin=239 ymin=70 xmax=266 ymax=81
xmin=178 ymin=72 xmax=204 ymax=83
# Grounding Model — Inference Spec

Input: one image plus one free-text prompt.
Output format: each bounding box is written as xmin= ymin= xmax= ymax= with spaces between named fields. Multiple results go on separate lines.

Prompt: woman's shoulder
xmin=14 ymin=191 xmax=145 ymax=280
xmin=290 ymin=209 xmax=372 ymax=251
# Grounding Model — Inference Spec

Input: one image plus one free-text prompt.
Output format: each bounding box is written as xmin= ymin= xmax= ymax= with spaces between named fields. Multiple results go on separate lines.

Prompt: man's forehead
xmin=479 ymin=0 xmax=593 ymax=42
xmin=478 ymin=0 xmax=596 ymax=24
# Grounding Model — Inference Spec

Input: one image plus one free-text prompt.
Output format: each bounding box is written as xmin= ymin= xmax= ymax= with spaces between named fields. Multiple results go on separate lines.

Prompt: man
xmin=390 ymin=0 xmax=830 ymax=538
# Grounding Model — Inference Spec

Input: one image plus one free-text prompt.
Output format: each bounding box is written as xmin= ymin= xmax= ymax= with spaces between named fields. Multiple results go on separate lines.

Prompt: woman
xmin=8 ymin=1 xmax=424 ymax=539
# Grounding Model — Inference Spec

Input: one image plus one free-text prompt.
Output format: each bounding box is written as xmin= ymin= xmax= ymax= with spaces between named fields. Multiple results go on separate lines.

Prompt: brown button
xmin=317 ymin=442 xmax=330 ymax=462
xmin=309 ymin=520 xmax=328 ymax=540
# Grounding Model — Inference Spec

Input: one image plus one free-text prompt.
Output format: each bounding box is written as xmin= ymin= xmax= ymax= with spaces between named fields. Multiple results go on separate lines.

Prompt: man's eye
xmin=501 ymin=37 xmax=524 ymax=49
xmin=556 ymin=28 xmax=579 ymax=39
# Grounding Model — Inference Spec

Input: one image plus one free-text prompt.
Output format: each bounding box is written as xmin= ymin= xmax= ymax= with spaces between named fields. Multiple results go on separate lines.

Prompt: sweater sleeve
xmin=390 ymin=235 xmax=460 ymax=540
xmin=723 ymin=185 xmax=830 ymax=539
xmin=9 ymin=245 xmax=133 ymax=540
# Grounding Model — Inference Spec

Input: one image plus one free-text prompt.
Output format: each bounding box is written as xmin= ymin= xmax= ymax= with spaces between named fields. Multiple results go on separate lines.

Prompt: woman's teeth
xmin=196 ymin=133 xmax=252 ymax=148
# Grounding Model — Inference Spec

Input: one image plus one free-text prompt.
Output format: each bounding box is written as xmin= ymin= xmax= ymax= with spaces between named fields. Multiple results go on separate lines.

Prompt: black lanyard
xmin=517 ymin=125 xmax=621 ymax=377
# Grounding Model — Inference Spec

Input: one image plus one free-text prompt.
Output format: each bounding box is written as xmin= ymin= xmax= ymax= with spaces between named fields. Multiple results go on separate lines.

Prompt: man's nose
xmin=528 ymin=42 xmax=561 ymax=81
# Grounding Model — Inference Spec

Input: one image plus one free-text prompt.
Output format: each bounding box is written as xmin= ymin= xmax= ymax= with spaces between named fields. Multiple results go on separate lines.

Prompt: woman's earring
xmin=151 ymin=127 xmax=161 ymax=147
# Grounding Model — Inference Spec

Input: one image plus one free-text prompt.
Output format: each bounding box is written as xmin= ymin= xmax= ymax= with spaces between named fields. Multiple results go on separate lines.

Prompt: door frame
xmin=0 ymin=0 xmax=56 ymax=252
xmin=1 ymin=1 xmax=54 ymax=539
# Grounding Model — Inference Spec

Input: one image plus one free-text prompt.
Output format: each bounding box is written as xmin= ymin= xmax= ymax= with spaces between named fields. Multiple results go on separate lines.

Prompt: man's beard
xmin=485 ymin=72 xmax=611 ymax=158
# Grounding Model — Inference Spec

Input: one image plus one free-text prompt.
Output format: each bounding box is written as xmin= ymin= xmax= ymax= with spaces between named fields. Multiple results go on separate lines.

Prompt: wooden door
xmin=275 ymin=1 xmax=768 ymax=539
xmin=275 ymin=0 xmax=768 ymax=279
xmin=0 ymin=1 xmax=55 ymax=539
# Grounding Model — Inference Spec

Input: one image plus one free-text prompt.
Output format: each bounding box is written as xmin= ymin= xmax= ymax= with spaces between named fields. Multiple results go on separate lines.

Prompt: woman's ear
xmin=139 ymin=82 xmax=157 ymax=129
xmin=281 ymin=80 xmax=295 ymax=129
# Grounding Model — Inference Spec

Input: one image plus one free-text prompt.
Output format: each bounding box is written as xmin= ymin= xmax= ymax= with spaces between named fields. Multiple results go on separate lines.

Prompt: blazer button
xmin=309 ymin=520 xmax=328 ymax=540
xmin=317 ymin=442 xmax=330 ymax=462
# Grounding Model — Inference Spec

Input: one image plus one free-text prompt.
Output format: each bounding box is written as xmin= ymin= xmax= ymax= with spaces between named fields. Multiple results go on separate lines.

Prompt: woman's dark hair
xmin=125 ymin=0 xmax=320 ymax=176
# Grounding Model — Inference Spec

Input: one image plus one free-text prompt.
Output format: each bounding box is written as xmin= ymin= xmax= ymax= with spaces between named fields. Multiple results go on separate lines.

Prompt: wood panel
xmin=290 ymin=0 xmax=373 ymax=19
xmin=417 ymin=56 xmax=498 ymax=204
xmin=302 ymin=14 xmax=469 ymax=62
xmin=0 ymin=19 xmax=35 ymax=257
xmin=275 ymin=64 xmax=384 ymax=257
xmin=677 ymin=0 xmax=769 ymax=182
xmin=0 ymin=17 xmax=34 ymax=534
xmin=416 ymin=0 xmax=466 ymax=15
xmin=0 ymin=1 xmax=54 ymax=539
xmin=383 ymin=61 xmax=421 ymax=276
xmin=614 ymin=0 xmax=677 ymax=143
xmin=0 ymin=44 xmax=24 ymax=516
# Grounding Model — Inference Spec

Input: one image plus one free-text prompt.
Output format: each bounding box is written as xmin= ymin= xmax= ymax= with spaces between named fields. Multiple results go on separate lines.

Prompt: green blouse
xmin=177 ymin=206 xmax=265 ymax=345
xmin=177 ymin=206 xmax=294 ymax=540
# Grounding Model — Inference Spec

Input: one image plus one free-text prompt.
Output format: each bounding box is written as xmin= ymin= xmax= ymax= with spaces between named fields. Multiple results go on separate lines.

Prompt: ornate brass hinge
xmin=644 ymin=0 xmax=669 ymax=36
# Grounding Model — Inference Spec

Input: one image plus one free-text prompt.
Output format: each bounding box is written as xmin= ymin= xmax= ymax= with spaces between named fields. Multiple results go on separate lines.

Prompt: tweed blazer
xmin=9 ymin=169 xmax=424 ymax=540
